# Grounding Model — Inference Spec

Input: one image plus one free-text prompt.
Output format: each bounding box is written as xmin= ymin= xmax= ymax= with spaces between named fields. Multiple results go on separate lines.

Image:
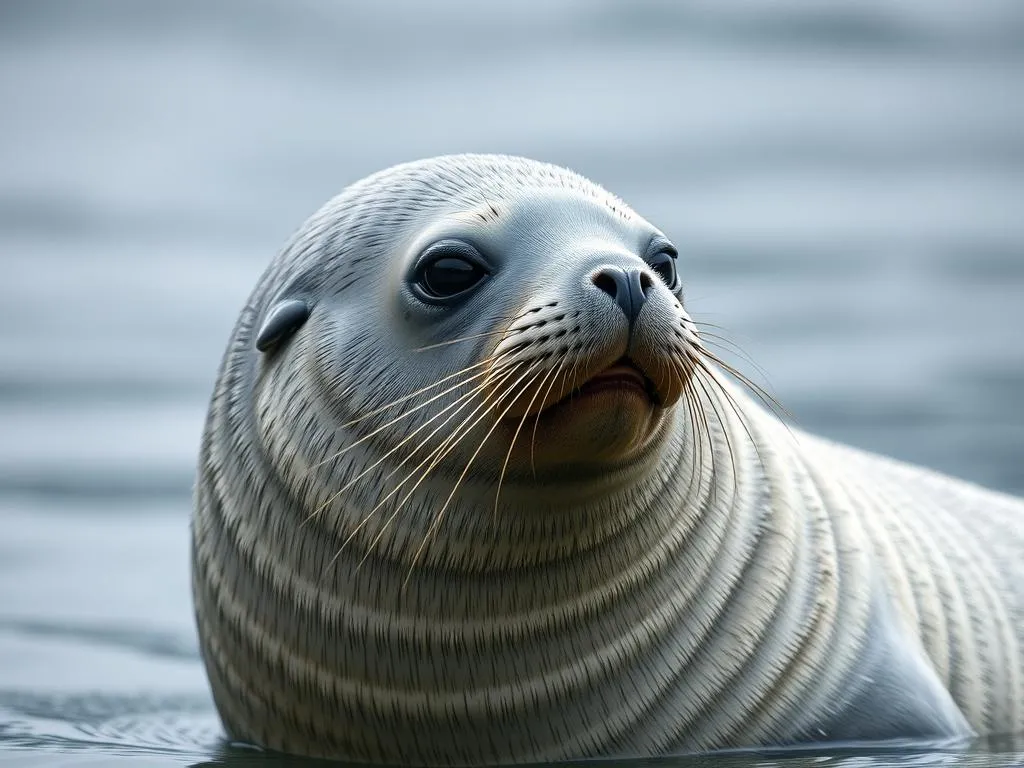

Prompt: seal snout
xmin=591 ymin=266 xmax=654 ymax=327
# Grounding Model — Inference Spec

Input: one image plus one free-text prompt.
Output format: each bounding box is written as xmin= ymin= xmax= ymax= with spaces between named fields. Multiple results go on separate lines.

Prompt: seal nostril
xmin=593 ymin=266 xmax=644 ymax=325
xmin=639 ymin=271 xmax=654 ymax=297
xmin=593 ymin=271 xmax=619 ymax=299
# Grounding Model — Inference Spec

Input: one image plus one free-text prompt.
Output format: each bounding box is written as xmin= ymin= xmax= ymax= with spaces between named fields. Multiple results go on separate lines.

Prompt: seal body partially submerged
xmin=191 ymin=154 xmax=1023 ymax=764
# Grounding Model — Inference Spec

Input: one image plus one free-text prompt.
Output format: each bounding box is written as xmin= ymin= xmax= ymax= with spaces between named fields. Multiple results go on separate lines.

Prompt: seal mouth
xmin=560 ymin=357 xmax=660 ymax=407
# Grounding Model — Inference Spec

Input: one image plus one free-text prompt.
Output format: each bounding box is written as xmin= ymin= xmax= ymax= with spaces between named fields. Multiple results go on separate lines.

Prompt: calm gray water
xmin=0 ymin=1 xmax=1022 ymax=766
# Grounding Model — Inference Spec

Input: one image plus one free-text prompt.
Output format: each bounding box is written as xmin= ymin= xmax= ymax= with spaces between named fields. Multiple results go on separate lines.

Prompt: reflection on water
xmin=0 ymin=0 xmax=1022 ymax=765
xmin=1 ymin=694 xmax=1023 ymax=768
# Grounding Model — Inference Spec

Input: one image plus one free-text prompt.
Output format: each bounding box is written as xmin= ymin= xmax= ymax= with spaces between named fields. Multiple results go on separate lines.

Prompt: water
xmin=0 ymin=1 xmax=1022 ymax=765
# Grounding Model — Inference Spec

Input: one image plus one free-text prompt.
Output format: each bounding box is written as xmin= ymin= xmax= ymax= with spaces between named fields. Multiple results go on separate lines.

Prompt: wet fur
xmin=191 ymin=154 xmax=1023 ymax=764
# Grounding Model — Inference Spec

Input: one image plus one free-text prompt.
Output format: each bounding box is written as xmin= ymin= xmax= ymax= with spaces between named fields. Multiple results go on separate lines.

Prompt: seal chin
xmin=499 ymin=356 xmax=663 ymax=469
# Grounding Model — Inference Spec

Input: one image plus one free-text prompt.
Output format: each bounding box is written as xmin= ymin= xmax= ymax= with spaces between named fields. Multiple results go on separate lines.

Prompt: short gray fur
xmin=191 ymin=154 xmax=1022 ymax=765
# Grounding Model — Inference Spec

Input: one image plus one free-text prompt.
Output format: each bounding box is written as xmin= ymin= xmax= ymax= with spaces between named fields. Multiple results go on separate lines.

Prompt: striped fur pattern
xmin=191 ymin=155 xmax=1023 ymax=764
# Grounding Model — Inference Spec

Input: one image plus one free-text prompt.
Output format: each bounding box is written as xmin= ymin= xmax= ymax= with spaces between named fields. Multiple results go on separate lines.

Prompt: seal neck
xmin=310 ymin=404 xmax=718 ymax=578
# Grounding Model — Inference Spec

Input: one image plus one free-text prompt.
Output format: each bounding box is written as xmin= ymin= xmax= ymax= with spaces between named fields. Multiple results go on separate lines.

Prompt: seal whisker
xmin=671 ymin=352 xmax=709 ymax=499
xmin=414 ymin=327 xmax=524 ymax=352
xmin=530 ymin=351 xmax=576 ymax=477
xmin=322 ymin=355 xmax=520 ymax=464
xmin=691 ymin=358 xmax=769 ymax=495
xmin=413 ymin=309 xmax=545 ymax=352
xmin=683 ymin=381 xmax=709 ymax=499
xmin=327 ymin=360 xmax=528 ymax=573
xmin=561 ymin=342 xmax=590 ymax=411
xmin=653 ymin=354 xmax=673 ymax=407
xmin=695 ymin=359 xmax=766 ymax=458
xmin=301 ymin=371 xmax=501 ymax=529
xmin=314 ymin=382 xmax=491 ymax=552
xmin=686 ymin=358 xmax=741 ymax=505
xmin=495 ymin=359 xmax=564 ymax=520
xmin=326 ymin=362 xmax=529 ymax=572
xmin=679 ymin=381 xmax=706 ymax=500
xmin=694 ymin=331 xmax=775 ymax=384
xmin=687 ymin=317 xmax=780 ymax=385
xmin=354 ymin=361 xmax=533 ymax=572
xmin=403 ymin=360 xmax=546 ymax=585
xmin=696 ymin=347 xmax=794 ymax=426
xmin=337 ymin=357 xmax=502 ymax=430
xmin=695 ymin=349 xmax=800 ymax=463
xmin=690 ymin=319 xmax=738 ymax=333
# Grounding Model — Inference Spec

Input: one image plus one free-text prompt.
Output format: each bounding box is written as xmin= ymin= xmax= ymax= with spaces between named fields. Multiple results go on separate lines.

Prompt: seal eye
xmin=413 ymin=240 xmax=490 ymax=302
xmin=647 ymin=248 xmax=678 ymax=291
xmin=422 ymin=257 xmax=485 ymax=297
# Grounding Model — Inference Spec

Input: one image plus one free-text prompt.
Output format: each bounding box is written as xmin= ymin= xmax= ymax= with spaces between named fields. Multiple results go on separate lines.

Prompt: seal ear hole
xmin=255 ymin=299 xmax=310 ymax=353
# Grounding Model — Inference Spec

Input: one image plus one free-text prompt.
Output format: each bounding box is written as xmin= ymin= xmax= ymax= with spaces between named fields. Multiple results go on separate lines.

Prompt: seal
xmin=191 ymin=154 xmax=1023 ymax=765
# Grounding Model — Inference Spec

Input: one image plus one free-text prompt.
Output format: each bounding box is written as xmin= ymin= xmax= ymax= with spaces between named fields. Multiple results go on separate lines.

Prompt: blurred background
xmin=0 ymin=1 xmax=1022 ymax=764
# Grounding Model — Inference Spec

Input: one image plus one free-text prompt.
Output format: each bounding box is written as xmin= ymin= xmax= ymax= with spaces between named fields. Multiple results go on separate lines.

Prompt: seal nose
xmin=592 ymin=266 xmax=653 ymax=325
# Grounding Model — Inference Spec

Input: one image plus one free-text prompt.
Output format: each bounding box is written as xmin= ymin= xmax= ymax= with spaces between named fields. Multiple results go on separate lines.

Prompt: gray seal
xmin=191 ymin=154 xmax=1023 ymax=764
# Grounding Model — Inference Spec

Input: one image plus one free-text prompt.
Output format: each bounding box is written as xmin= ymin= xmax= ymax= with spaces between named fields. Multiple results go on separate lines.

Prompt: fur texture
xmin=191 ymin=154 xmax=1023 ymax=764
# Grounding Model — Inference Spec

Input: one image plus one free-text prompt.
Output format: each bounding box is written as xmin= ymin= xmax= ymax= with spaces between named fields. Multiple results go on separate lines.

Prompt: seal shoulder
xmin=802 ymin=432 xmax=1024 ymax=737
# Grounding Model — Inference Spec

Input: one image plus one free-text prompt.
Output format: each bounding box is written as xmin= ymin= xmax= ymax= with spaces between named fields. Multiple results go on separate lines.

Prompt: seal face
xmin=192 ymin=154 xmax=1023 ymax=765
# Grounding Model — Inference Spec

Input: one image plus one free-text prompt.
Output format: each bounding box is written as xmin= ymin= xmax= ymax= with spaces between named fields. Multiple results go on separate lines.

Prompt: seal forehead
xmin=418 ymin=187 xmax=650 ymax=271
xmin=490 ymin=187 xmax=644 ymax=239
xmin=338 ymin=154 xmax=637 ymax=227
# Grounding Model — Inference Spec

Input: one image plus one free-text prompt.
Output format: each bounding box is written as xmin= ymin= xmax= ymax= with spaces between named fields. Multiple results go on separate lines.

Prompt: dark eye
xmin=648 ymin=248 xmax=678 ymax=290
xmin=413 ymin=240 xmax=490 ymax=302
